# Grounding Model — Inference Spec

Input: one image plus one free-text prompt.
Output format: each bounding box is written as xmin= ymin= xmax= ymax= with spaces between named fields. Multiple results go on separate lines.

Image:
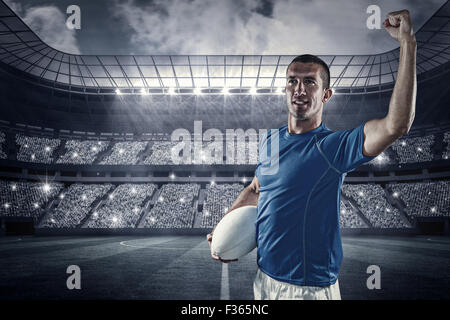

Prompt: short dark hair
xmin=287 ymin=54 xmax=330 ymax=89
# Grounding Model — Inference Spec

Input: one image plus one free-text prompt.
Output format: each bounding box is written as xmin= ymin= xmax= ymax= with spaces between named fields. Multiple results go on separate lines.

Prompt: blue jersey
xmin=255 ymin=122 xmax=375 ymax=286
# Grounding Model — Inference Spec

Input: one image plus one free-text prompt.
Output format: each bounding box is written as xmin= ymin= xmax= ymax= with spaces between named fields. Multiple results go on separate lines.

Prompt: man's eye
xmin=305 ymin=80 xmax=315 ymax=85
xmin=288 ymin=79 xmax=296 ymax=84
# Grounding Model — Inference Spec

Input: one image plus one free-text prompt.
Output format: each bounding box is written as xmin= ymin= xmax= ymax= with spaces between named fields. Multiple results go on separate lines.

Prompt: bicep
xmin=363 ymin=118 xmax=401 ymax=157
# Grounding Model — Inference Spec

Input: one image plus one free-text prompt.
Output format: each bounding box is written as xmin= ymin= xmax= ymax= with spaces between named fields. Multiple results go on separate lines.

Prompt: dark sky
xmin=5 ymin=0 xmax=447 ymax=55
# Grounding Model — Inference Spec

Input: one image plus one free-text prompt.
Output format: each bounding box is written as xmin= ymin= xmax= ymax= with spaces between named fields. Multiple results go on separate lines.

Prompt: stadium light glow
xmin=140 ymin=88 xmax=149 ymax=95
xmin=11 ymin=185 xmax=16 ymax=191
xmin=45 ymin=146 xmax=50 ymax=152
xmin=93 ymin=211 xmax=98 ymax=217
xmin=180 ymin=198 xmax=185 ymax=203
xmin=43 ymin=183 xmax=50 ymax=193
xmin=431 ymin=207 xmax=437 ymax=213
xmin=109 ymin=194 xmax=114 ymax=199
xmin=112 ymin=217 xmax=118 ymax=223
xmin=417 ymin=147 xmax=423 ymax=152
xmin=51 ymin=218 xmax=55 ymax=223
xmin=242 ymin=177 xmax=247 ymax=183
xmin=341 ymin=209 xmax=346 ymax=214
xmin=72 ymin=152 xmax=78 ymax=158
xmin=194 ymin=87 xmax=203 ymax=95
xmin=222 ymin=87 xmax=230 ymax=95
xmin=210 ymin=181 xmax=215 ymax=186
xmin=401 ymin=141 xmax=406 ymax=146
xmin=277 ymin=87 xmax=284 ymax=95
xmin=131 ymin=187 xmax=136 ymax=194
xmin=170 ymin=173 xmax=175 ymax=180
xmin=59 ymin=193 xmax=65 ymax=199
xmin=168 ymin=87 xmax=176 ymax=95
xmin=119 ymin=148 xmax=124 ymax=154
xmin=393 ymin=192 xmax=399 ymax=198
xmin=31 ymin=154 xmax=35 ymax=160
xmin=4 ymin=203 xmax=9 ymax=209
xmin=33 ymin=203 xmax=39 ymax=208
xmin=159 ymin=196 xmax=164 ymax=202
xmin=82 ymin=194 xmax=87 ymax=200
xmin=115 ymin=89 xmax=122 ymax=95
xmin=249 ymin=87 xmax=257 ymax=95
xmin=92 ymin=146 xmax=97 ymax=152
xmin=204 ymin=211 xmax=209 ymax=217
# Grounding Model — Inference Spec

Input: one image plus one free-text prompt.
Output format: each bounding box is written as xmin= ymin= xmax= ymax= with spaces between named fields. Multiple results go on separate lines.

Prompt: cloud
xmin=112 ymin=0 xmax=445 ymax=55
xmin=5 ymin=0 xmax=81 ymax=54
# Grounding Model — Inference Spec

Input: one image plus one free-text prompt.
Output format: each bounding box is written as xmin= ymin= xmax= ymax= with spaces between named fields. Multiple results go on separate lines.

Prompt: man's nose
xmin=294 ymin=82 xmax=306 ymax=96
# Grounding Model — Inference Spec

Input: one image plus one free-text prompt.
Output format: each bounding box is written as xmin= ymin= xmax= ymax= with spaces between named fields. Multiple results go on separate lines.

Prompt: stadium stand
xmin=16 ymin=134 xmax=61 ymax=164
xmin=41 ymin=184 xmax=113 ymax=227
xmin=339 ymin=199 xmax=368 ymax=228
xmin=142 ymin=183 xmax=200 ymax=228
xmin=86 ymin=183 xmax=157 ymax=228
xmin=143 ymin=141 xmax=179 ymax=165
xmin=201 ymin=183 xmax=244 ymax=227
xmin=443 ymin=132 xmax=450 ymax=160
xmin=0 ymin=131 xmax=7 ymax=159
xmin=388 ymin=181 xmax=450 ymax=218
xmin=391 ymin=135 xmax=435 ymax=163
xmin=57 ymin=140 xmax=110 ymax=164
xmin=342 ymin=184 xmax=411 ymax=228
xmin=100 ymin=141 xmax=147 ymax=165
xmin=0 ymin=181 xmax=63 ymax=221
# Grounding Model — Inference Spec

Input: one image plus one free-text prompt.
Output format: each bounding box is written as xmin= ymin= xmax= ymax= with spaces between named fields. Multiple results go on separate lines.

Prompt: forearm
xmin=385 ymin=39 xmax=417 ymax=135
xmin=226 ymin=185 xmax=259 ymax=214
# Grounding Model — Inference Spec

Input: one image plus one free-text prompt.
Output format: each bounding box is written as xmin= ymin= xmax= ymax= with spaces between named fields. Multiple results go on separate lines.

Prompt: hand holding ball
xmin=209 ymin=205 xmax=257 ymax=261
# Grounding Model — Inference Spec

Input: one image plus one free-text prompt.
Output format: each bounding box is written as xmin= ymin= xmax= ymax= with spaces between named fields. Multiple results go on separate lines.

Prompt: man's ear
xmin=322 ymin=88 xmax=333 ymax=103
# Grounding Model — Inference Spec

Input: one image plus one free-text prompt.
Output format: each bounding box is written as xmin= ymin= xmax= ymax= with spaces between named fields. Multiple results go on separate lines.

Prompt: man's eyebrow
xmin=287 ymin=75 xmax=318 ymax=80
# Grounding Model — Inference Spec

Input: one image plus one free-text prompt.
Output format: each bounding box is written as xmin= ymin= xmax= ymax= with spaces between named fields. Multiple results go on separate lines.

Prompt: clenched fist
xmin=384 ymin=10 xmax=415 ymax=43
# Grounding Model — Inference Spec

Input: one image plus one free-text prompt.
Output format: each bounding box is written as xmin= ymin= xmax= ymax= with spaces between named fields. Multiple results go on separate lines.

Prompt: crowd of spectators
xmin=339 ymin=199 xmax=368 ymax=228
xmin=388 ymin=181 xmax=450 ymax=218
xmin=0 ymin=131 xmax=7 ymax=159
xmin=16 ymin=134 xmax=61 ymax=164
xmin=200 ymin=183 xmax=244 ymax=227
xmin=143 ymin=141 xmax=179 ymax=165
xmin=57 ymin=140 xmax=109 ymax=164
xmin=0 ymin=181 xmax=63 ymax=221
xmin=443 ymin=132 xmax=450 ymax=160
xmin=100 ymin=141 xmax=147 ymax=165
xmin=41 ymin=184 xmax=112 ymax=228
xmin=86 ymin=183 xmax=157 ymax=228
xmin=391 ymin=135 xmax=435 ymax=163
xmin=142 ymin=183 xmax=200 ymax=228
xmin=342 ymin=184 xmax=411 ymax=228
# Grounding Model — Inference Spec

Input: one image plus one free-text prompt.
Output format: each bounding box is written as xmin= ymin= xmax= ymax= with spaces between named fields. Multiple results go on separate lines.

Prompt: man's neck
xmin=288 ymin=115 xmax=322 ymax=134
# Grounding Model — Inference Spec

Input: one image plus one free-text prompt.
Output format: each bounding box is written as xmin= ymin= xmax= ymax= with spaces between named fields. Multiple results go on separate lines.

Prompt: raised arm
xmin=207 ymin=176 xmax=260 ymax=262
xmin=363 ymin=10 xmax=416 ymax=157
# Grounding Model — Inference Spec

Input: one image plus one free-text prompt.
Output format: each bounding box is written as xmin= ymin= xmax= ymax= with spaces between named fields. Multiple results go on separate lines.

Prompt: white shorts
xmin=253 ymin=268 xmax=341 ymax=300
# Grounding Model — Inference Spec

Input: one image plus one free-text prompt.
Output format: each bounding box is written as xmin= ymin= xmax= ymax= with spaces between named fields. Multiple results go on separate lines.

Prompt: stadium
xmin=0 ymin=0 xmax=449 ymax=301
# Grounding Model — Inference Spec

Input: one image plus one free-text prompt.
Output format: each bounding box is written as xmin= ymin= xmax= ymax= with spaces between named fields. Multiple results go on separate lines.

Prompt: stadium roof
xmin=0 ymin=0 xmax=449 ymax=95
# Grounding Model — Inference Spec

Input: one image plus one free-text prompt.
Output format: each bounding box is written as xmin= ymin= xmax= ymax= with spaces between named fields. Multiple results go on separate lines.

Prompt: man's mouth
xmin=293 ymin=100 xmax=309 ymax=105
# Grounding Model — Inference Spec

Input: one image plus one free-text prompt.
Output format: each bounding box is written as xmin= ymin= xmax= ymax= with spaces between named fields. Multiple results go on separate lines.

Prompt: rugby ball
xmin=211 ymin=205 xmax=257 ymax=260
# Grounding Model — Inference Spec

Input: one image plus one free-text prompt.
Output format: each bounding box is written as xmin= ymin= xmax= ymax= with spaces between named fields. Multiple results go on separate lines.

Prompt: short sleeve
xmin=255 ymin=130 xmax=268 ymax=179
xmin=317 ymin=122 xmax=376 ymax=173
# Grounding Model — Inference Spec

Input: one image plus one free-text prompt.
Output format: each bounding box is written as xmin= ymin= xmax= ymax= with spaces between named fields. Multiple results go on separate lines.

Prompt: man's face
xmin=285 ymin=62 xmax=330 ymax=121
